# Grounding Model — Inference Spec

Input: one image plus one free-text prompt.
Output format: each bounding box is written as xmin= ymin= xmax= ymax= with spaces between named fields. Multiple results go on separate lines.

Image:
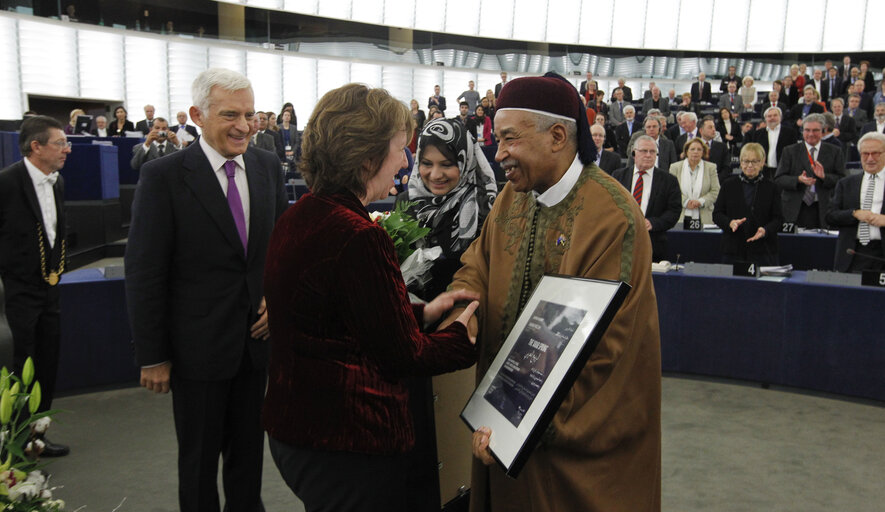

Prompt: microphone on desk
xmin=673 ymin=253 xmax=681 ymax=272
xmin=846 ymin=248 xmax=885 ymax=264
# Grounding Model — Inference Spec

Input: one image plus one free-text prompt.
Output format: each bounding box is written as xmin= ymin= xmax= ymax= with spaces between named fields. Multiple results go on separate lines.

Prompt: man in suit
xmin=135 ymin=104 xmax=156 ymax=135
xmin=809 ymin=68 xmax=824 ymax=94
xmin=609 ymin=88 xmax=628 ymax=126
xmin=616 ymin=77 xmax=633 ymax=102
xmin=780 ymin=77 xmax=799 ymax=108
xmin=775 ymin=114 xmax=847 ymax=229
xmin=642 ymin=81 xmax=657 ymax=100
xmin=130 ymin=117 xmax=180 ymax=171
xmin=613 ymin=135 xmax=681 ymax=261
xmin=826 ymin=132 xmax=885 ymax=272
xmin=126 ymin=68 xmax=289 ymax=511
xmin=591 ymin=124 xmax=621 ymax=174
xmin=720 ymin=65 xmax=742 ymax=93
xmin=841 ymin=67 xmax=860 ymax=95
xmin=674 ymin=112 xmax=699 ymax=150
xmin=697 ymin=117 xmax=732 ymax=181
xmin=614 ymin=105 xmax=638 ymax=157
xmin=753 ymin=106 xmax=797 ymax=180
xmin=625 ymin=116 xmax=678 ymax=171
xmin=691 ymin=72 xmax=712 ymax=104
xmin=830 ymin=97 xmax=859 ymax=147
xmin=642 ymin=86 xmax=670 ymax=119
xmin=494 ymin=71 xmax=507 ymax=98
xmin=250 ymin=113 xmax=277 ymax=155
xmin=838 ymin=56 xmax=852 ymax=81
xmin=174 ymin=111 xmax=199 ymax=147
xmin=821 ymin=67 xmax=843 ymax=105
xmin=846 ymin=94 xmax=869 ymax=125
xmin=91 ymin=115 xmax=108 ymax=137
xmin=0 ymin=116 xmax=71 ymax=457
xmin=428 ymin=84 xmax=446 ymax=114
xmin=256 ymin=111 xmax=284 ymax=161
xmin=756 ymin=90 xmax=789 ymax=118
xmin=579 ymin=70 xmax=597 ymax=97
xmin=850 ymin=80 xmax=875 ymax=114
xmin=860 ymin=102 xmax=885 ymax=136
xmin=789 ymin=85 xmax=825 ymax=127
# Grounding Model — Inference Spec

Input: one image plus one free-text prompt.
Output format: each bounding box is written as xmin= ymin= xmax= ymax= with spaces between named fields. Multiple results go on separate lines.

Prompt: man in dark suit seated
xmin=131 ymin=117 xmax=181 ymax=171
xmin=775 ymin=114 xmax=847 ymax=229
xmin=591 ymin=124 xmax=621 ymax=174
xmin=0 ymin=116 xmax=71 ymax=457
xmin=616 ymin=77 xmax=633 ymax=102
xmin=860 ymin=102 xmax=885 ymax=136
xmin=846 ymin=93 xmax=869 ymax=125
xmin=615 ymin=105 xmax=639 ymax=157
xmin=126 ymin=67 xmax=289 ymax=511
xmin=789 ymin=85 xmax=825 ymax=127
xmin=826 ymin=132 xmax=885 ymax=272
xmin=821 ymin=67 xmax=843 ymax=105
xmin=753 ymin=106 xmax=797 ymax=180
xmin=613 ymin=136 xmax=682 ymax=261
xmin=135 ymin=104 xmax=156 ymax=135
xmin=691 ymin=72 xmax=712 ymax=104
xmin=830 ymin=98 xmax=859 ymax=147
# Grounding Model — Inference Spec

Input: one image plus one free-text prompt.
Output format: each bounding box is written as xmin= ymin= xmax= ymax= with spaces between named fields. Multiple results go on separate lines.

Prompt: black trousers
xmin=269 ymin=437 xmax=412 ymax=512
xmin=796 ymin=201 xmax=821 ymax=229
xmin=848 ymin=240 xmax=884 ymax=273
xmin=171 ymin=352 xmax=266 ymax=512
xmin=5 ymin=282 xmax=60 ymax=412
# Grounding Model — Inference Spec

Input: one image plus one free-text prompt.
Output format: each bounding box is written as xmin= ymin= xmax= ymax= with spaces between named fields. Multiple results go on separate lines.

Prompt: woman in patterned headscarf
xmin=406 ymin=117 xmax=498 ymax=299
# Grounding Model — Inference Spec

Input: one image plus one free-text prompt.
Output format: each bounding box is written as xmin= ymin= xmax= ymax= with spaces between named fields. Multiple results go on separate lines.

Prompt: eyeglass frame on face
xmin=860 ymin=151 xmax=884 ymax=159
xmin=635 ymin=148 xmax=657 ymax=154
xmin=47 ymin=140 xmax=72 ymax=149
xmin=740 ymin=159 xmax=762 ymax=165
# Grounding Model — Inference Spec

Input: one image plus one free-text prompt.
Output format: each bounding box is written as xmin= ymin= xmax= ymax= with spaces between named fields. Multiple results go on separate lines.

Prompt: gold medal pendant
xmin=48 ymin=272 xmax=59 ymax=286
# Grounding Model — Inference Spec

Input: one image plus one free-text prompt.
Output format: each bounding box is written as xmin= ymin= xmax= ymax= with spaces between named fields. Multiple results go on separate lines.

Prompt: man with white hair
xmin=91 ymin=115 xmax=108 ymax=137
xmin=753 ymin=106 xmax=797 ymax=179
xmin=135 ymin=104 xmax=156 ymax=135
xmin=615 ymin=103 xmax=638 ymax=156
xmin=860 ymin=102 xmax=885 ymax=136
xmin=674 ymin=112 xmax=699 ymax=149
xmin=826 ymin=132 xmax=885 ymax=272
xmin=457 ymin=73 xmax=662 ymax=512
xmin=618 ymin=77 xmax=633 ymax=102
xmin=126 ymin=68 xmax=289 ymax=510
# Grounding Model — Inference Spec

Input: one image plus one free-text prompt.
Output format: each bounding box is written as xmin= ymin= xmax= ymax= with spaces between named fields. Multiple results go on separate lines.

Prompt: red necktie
xmin=633 ymin=170 xmax=646 ymax=204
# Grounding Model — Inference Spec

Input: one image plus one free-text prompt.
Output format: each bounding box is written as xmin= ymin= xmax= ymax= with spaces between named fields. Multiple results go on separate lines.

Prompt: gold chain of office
xmin=37 ymin=223 xmax=65 ymax=286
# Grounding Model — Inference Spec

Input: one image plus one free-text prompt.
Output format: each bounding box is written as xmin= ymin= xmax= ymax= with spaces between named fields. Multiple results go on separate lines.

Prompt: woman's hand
xmin=424 ymin=289 xmax=480 ymax=327
xmin=472 ymin=427 xmax=496 ymax=465
xmin=686 ymin=199 xmax=701 ymax=210
xmin=729 ymin=217 xmax=747 ymax=232
xmin=747 ymin=227 xmax=766 ymax=242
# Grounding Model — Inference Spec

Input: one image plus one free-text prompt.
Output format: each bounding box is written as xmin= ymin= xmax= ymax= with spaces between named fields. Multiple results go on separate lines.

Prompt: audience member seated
xmin=677 ymin=92 xmax=700 ymax=115
xmin=456 ymin=80 xmax=480 ymax=113
xmin=846 ymin=93 xmax=869 ymax=125
xmin=753 ymin=106 xmax=796 ymax=180
xmin=130 ymin=117 xmax=180 ymax=171
xmin=670 ymin=137 xmax=721 ymax=225
xmin=720 ymin=65 xmax=741 ymax=93
xmin=790 ymin=85 xmax=826 ymax=127
xmin=719 ymin=82 xmax=746 ymax=116
xmin=739 ymin=76 xmax=756 ymax=111
xmin=691 ymin=72 xmax=713 ymax=104
xmin=613 ymin=135 xmax=682 ymax=261
xmin=667 ymin=88 xmax=680 ymax=109
xmin=775 ymin=114 xmax=847 ymax=229
xmin=91 ymin=115 xmax=108 ymax=137
xmin=849 ymin=80 xmax=874 ymax=113
xmin=173 ymin=111 xmax=199 ymax=147
xmin=594 ymin=113 xmax=619 ymax=153
xmin=830 ymin=97 xmax=859 ymax=148
xmin=860 ymin=102 xmax=885 ymax=136
xmin=261 ymin=83 xmax=479 ymax=512
xmin=642 ymin=86 xmax=671 ymax=119
xmin=713 ymin=143 xmax=782 ymax=265
xmin=64 ymin=108 xmax=85 ymax=135
xmin=405 ymin=118 xmax=497 ymax=300
xmin=717 ymin=108 xmax=743 ymax=156
xmin=108 ymin=106 xmax=135 ymax=136
xmin=822 ymin=67 xmax=843 ymax=104
xmin=614 ymin=105 xmax=639 ymax=157
xmin=826 ymin=132 xmax=885 ymax=272
xmin=472 ymin=105 xmax=493 ymax=145
xmin=591 ymin=124 xmax=621 ymax=175
xmin=697 ymin=117 xmax=732 ymax=181
xmin=135 ymin=104 xmax=156 ymax=135
xmin=780 ymin=77 xmax=799 ymax=108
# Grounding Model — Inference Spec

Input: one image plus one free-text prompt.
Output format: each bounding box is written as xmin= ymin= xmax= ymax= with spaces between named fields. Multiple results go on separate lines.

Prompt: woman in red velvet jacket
xmin=262 ymin=83 xmax=480 ymax=512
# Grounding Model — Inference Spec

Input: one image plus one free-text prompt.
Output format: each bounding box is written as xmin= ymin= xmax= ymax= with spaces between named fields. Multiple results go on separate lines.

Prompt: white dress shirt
xmin=631 ymin=166 xmax=655 ymax=215
xmin=200 ymin=136 xmax=250 ymax=236
xmin=767 ymin=126 xmax=781 ymax=168
xmin=96 ymin=128 xmax=107 ymax=137
xmin=858 ymin=168 xmax=884 ymax=241
xmin=24 ymin=157 xmax=58 ymax=248
xmin=536 ymin=154 xmax=583 ymax=207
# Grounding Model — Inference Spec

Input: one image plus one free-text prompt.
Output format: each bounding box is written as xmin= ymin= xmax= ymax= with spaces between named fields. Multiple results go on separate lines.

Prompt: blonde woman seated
xmin=740 ymin=76 xmax=756 ymax=110
xmin=669 ymin=138 xmax=721 ymax=225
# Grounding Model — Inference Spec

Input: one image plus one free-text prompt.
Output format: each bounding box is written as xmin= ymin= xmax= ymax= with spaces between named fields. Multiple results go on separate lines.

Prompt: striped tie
xmin=633 ymin=170 xmax=646 ymax=204
xmin=859 ymin=174 xmax=876 ymax=245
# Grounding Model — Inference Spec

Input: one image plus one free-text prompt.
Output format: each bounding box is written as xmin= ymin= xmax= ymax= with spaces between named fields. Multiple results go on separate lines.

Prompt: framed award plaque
xmin=460 ymin=274 xmax=630 ymax=477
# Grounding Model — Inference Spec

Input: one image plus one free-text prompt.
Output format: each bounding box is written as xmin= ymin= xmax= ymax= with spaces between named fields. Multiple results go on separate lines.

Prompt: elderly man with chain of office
xmin=444 ymin=73 xmax=661 ymax=512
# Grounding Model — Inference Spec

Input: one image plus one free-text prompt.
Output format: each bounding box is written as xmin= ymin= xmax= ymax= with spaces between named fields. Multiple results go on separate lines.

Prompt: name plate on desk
xmin=779 ymin=222 xmax=796 ymax=234
xmin=683 ymin=216 xmax=702 ymax=231
xmin=733 ymin=261 xmax=760 ymax=278
xmin=861 ymin=270 xmax=885 ymax=288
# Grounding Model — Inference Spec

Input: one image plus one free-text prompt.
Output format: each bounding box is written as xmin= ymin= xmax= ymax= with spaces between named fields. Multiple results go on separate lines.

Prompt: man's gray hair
xmin=804 ymin=113 xmax=826 ymax=127
xmin=646 ymin=108 xmax=662 ymax=117
xmin=831 ymin=97 xmax=844 ymax=106
xmin=675 ymin=111 xmax=685 ymax=120
xmin=822 ymin=112 xmax=836 ymax=131
xmin=764 ymin=106 xmax=782 ymax=118
xmin=192 ymin=68 xmax=253 ymax=114
xmin=624 ymin=105 xmax=636 ymax=114
xmin=858 ymin=131 xmax=885 ymax=151
xmin=526 ymin=112 xmax=578 ymax=145
xmin=683 ymin=112 xmax=698 ymax=123
xmin=635 ymin=134 xmax=657 ymax=151
xmin=96 ymin=115 xmax=107 ymax=122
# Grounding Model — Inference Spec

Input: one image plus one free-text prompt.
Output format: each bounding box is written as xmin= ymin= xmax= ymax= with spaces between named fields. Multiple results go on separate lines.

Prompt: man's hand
xmin=747 ymin=227 xmax=766 ymax=242
xmin=165 ymin=130 xmax=179 ymax=146
xmin=145 ymin=129 xmax=160 ymax=145
xmin=424 ymin=289 xmax=480 ymax=326
xmin=141 ymin=362 xmax=171 ymax=393
xmin=250 ymin=297 xmax=270 ymax=340
xmin=645 ymin=219 xmax=653 ymax=231
xmin=869 ymin=213 xmax=885 ymax=227
xmin=472 ymin=427 xmax=496 ymax=465
xmin=729 ymin=217 xmax=747 ymax=232
xmin=798 ymin=171 xmax=816 ymax=186
xmin=811 ymin=160 xmax=825 ymax=179
xmin=833 ymin=128 xmax=841 ymax=137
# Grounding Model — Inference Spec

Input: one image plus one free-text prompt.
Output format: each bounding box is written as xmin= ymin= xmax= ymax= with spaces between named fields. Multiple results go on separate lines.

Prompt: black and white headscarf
xmin=408 ymin=118 xmax=498 ymax=256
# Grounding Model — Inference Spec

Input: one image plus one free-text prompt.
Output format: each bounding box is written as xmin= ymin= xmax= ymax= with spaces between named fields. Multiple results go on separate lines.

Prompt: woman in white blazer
xmin=669 ymin=137 xmax=721 ymax=225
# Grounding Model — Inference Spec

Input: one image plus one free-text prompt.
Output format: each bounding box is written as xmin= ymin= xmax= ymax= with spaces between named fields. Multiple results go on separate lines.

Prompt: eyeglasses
xmin=635 ymin=149 xmax=657 ymax=154
xmin=860 ymin=152 xmax=884 ymax=158
xmin=48 ymin=140 xmax=72 ymax=148
xmin=740 ymin=159 xmax=762 ymax=165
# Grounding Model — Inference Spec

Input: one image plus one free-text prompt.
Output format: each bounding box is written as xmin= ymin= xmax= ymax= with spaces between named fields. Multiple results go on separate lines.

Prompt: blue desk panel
xmin=61 ymin=144 xmax=120 ymax=200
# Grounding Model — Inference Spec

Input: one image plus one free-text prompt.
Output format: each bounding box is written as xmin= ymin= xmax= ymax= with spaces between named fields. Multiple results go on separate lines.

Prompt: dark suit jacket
xmin=428 ymin=95 xmax=446 ymax=113
xmin=135 ymin=119 xmax=154 ymax=135
xmin=716 ymin=120 xmax=743 ymax=150
xmin=251 ymin=131 xmax=276 ymax=155
xmin=752 ymin=125 xmax=798 ymax=170
xmin=125 ymin=143 xmax=288 ymax=381
xmin=835 ymin=115 xmax=858 ymax=145
xmin=756 ymin=101 xmax=789 ymax=117
xmin=174 ymin=124 xmax=199 ymax=139
xmin=825 ymin=172 xmax=884 ymax=271
xmin=860 ymin=121 xmax=885 ymax=136
xmin=130 ymin=141 xmax=179 ymax=171
xmin=706 ymin=140 xmax=732 ymax=181
xmin=720 ymin=75 xmax=742 ymax=93
xmin=108 ymin=120 xmax=135 ymax=137
xmin=0 ymin=161 xmax=65 ymax=294
xmin=641 ymin=97 xmax=670 ymax=118
xmin=821 ymin=77 xmax=842 ymax=103
xmin=620 ymin=86 xmax=633 ymax=102
xmin=779 ymin=87 xmax=799 ymax=108
xmin=690 ymin=81 xmax=712 ymax=103
xmin=495 ymin=82 xmax=505 ymax=98
xmin=788 ymin=102 xmax=825 ymax=124
xmin=615 ymin=121 xmax=638 ymax=157
xmin=612 ymin=166 xmax=681 ymax=259
xmin=263 ymin=130 xmax=285 ymax=160
xmin=847 ymin=108 xmax=869 ymax=125
xmin=774 ymin=142 xmax=846 ymax=228
xmin=712 ymin=176 xmax=782 ymax=262
xmin=597 ymin=150 xmax=621 ymax=175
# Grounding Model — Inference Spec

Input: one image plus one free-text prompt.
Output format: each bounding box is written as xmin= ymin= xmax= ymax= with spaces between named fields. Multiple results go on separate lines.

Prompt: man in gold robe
xmin=447 ymin=74 xmax=662 ymax=512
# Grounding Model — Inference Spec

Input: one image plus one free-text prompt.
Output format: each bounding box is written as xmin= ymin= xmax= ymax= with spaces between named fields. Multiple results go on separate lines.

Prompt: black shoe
xmin=40 ymin=438 xmax=70 ymax=457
